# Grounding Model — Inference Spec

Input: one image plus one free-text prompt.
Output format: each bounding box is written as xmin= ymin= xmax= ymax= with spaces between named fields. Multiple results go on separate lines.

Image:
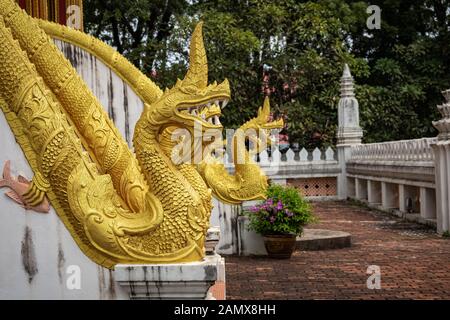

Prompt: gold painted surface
xmin=0 ymin=0 xmax=281 ymax=268
xmin=198 ymin=97 xmax=284 ymax=204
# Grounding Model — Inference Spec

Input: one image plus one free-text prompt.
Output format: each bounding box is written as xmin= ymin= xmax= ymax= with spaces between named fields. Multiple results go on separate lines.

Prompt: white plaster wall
xmin=210 ymin=198 xmax=268 ymax=256
xmin=210 ymin=198 xmax=241 ymax=255
xmin=0 ymin=40 xmax=145 ymax=299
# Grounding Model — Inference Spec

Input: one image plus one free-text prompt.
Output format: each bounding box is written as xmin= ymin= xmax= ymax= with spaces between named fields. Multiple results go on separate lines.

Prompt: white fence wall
xmin=222 ymin=146 xmax=340 ymax=180
xmin=212 ymin=146 xmax=341 ymax=255
xmin=350 ymin=138 xmax=435 ymax=163
xmin=346 ymin=138 xmax=437 ymax=228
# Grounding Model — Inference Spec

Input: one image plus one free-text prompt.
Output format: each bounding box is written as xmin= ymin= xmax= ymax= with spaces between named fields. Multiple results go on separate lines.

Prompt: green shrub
xmin=245 ymin=184 xmax=315 ymax=236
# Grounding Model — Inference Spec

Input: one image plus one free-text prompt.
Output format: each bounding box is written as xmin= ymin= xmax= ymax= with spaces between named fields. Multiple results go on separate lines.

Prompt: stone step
xmin=296 ymin=229 xmax=352 ymax=251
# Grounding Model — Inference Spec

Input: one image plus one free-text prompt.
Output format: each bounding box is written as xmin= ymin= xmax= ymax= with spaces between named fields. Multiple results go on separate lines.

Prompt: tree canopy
xmin=84 ymin=0 xmax=450 ymax=148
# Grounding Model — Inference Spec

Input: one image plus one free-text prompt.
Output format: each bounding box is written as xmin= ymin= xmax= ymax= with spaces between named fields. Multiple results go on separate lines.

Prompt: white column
xmin=431 ymin=89 xmax=450 ymax=233
xmin=432 ymin=143 xmax=450 ymax=232
xmin=337 ymin=146 xmax=352 ymax=199
xmin=336 ymin=64 xmax=363 ymax=199
xmin=399 ymin=185 xmax=405 ymax=212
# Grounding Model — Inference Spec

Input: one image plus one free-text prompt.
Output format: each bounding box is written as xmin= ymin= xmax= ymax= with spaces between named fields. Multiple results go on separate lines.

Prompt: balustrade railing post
xmin=431 ymin=89 xmax=450 ymax=233
xmin=336 ymin=64 xmax=363 ymax=199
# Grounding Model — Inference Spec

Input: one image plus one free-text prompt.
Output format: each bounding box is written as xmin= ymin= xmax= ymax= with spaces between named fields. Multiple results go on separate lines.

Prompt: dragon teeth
xmin=221 ymin=99 xmax=228 ymax=108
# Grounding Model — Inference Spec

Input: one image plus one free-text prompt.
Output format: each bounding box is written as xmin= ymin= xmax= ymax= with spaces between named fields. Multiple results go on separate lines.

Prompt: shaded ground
xmin=225 ymin=201 xmax=450 ymax=299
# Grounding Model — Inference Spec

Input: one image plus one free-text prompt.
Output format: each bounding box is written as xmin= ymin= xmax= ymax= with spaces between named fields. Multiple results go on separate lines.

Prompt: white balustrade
xmin=299 ymin=148 xmax=308 ymax=161
xmin=259 ymin=149 xmax=270 ymax=164
xmin=325 ymin=147 xmax=335 ymax=161
xmin=312 ymin=148 xmax=322 ymax=161
xmin=349 ymin=138 xmax=436 ymax=162
xmin=262 ymin=147 xmax=336 ymax=165
xmin=286 ymin=148 xmax=295 ymax=163
xmin=221 ymin=146 xmax=337 ymax=167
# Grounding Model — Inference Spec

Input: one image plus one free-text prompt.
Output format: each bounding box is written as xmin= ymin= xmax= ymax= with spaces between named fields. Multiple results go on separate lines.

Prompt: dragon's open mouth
xmin=176 ymin=97 xmax=229 ymax=127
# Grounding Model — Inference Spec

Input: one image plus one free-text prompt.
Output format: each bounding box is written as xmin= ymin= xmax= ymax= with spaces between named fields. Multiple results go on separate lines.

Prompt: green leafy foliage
xmin=84 ymin=0 xmax=450 ymax=147
xmin=245 ymin=184 xmax=315 ymax=236
xmin=84 ymin=0 xmax=187 ymax=75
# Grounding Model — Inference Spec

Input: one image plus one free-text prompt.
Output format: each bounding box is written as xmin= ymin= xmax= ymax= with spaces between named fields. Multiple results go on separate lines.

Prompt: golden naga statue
xmin=0 ymin=0 xmax=282 ymax=268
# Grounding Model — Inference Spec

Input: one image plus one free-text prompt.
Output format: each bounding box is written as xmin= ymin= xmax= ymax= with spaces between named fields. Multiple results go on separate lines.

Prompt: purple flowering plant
xmin=245 ymin=184 xmax=315 ymax=236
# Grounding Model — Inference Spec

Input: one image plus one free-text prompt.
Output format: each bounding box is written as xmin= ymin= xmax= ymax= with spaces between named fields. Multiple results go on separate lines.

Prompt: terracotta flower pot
xmin=263 ymin=234 xmax=297 ymax=259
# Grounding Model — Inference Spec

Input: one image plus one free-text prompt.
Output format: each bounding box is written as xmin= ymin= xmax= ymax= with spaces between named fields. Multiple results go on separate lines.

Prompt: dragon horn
xmin=183 ymin=22 xmax=208 ymax=89
xmin=258 ymin=96 xmax=270 ymax=120
xmin=263 ymin=96 xmax=271 ymax=114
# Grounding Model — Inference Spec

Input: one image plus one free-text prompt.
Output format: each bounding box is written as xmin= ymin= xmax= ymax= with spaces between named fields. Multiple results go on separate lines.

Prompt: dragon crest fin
xmin=18 ymin=175 xmax=29 ymax=184
xmin=182 ymin=21 xmax=208 ymax=89
xmin=2 ymin=160 xmax=11 ymax=181
xmin=5 ymin=190 xmax=23 ymax=206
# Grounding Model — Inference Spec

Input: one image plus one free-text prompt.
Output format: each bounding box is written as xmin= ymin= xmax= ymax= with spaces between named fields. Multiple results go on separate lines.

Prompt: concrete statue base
xmin=114 ymin=254 xmax=225 ymax=300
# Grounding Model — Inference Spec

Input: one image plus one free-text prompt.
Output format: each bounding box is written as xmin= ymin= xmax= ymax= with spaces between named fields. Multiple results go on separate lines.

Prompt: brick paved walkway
xmin=225 ymin=201 xmax=450 ymax=299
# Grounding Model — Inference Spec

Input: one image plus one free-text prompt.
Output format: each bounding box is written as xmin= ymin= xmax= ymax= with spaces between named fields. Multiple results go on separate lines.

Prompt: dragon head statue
xmin=235 ymin=97 xmax=285 ymax=155
xmin=137 ymin=22 xmax=230 ymax=161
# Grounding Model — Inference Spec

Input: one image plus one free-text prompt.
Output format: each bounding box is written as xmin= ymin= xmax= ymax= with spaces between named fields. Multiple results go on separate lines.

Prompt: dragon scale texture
xmin=0 ymin=0 xmax=282 ymax=268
